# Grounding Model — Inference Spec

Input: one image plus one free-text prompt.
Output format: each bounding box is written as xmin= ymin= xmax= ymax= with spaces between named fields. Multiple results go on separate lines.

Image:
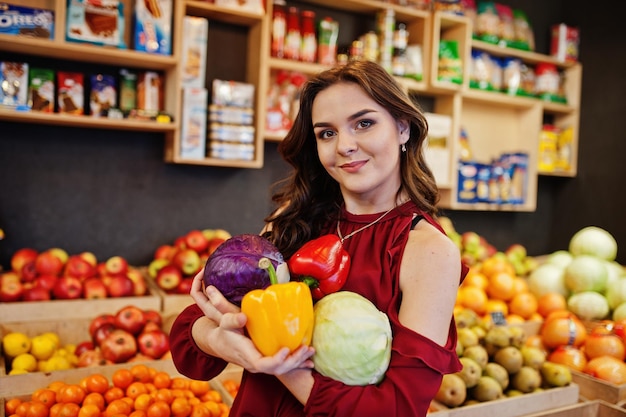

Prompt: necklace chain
xmin=336 ymin=207 xmax=395 ymax=243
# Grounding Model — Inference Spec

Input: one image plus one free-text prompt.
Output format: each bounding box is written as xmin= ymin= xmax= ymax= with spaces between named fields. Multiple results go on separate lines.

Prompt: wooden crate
xmin=572 ymin=370 xmax=626 ymax=404
xmin=429 ymin=384 xmax=579 ymax=417
xmin=139 ymin=267 xmax=194 ymax=316
xmin=522 ymin=399 xmax=626 ymax=417
xmin=0 ymin=286 xmax=162 ymax=323
xmin=210 ymin=364 xmax=243 ymax=406
xmin=0 ymin=315 xmax=177 ymax=396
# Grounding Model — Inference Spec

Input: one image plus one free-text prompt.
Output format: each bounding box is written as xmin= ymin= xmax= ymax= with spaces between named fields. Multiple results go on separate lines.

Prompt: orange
xmin=83 ymin=374 xmax=110 ymax=394
xmin=146 ymin=401 xmax=171 ymax=417
xmin=58 ymin=403 xmax=80 ymax=417
xmin=49 ymin=403 xmax=64 ymax=417
xmin=170 ymin=378 xmax=189 ymax=391
xmin=15 ymin=401 xmax=30 ymax=417
xmin=537 ymin=292 xmax=568 ymax=318
xmin=26 ymin=401 xmax=49 ymax=417
xmin=484 ymin=299 xmax=509 ymax=316
xmin=152 ymin=372 xmax=171 ymax=390
xmin=153 ymin=388 xmax=174 ymax=405
xmin=200 ymin=391 xmax=221 ymax=404
xmin=134 ymin=393 xmax=154 ymax=411
xmin=480 ymin=256 xmax=515 ymax=279
xmin=584 ymin=331 xmax=626 ymax=361
xmin=112 ymin=369 xmax=134 ymax=390
xmin=32 ymin=388 xmax=57 ymax=408
xmin=456 ymin=286 xmax=488 ymax=315
xmin=525 ymin=334 xmax=547 ymax=352
xmin=189 ymin=404 xmax=211 ymax=417
xmin=508 ymin=291 xmax=539 ymax=319
xmin=170 ymin=397 xmax=192 ymax=417
xmin=584 ymin=355 xmax=626 ymax=384
xmin=104 ymin=387 xmax=125 ymax=404
xmin=104 ymin=399 xmax=131 ymax=417
xmin=486 ymin=271 xmax=516 ymax=301
xmin=540 ymin=311 xmax=587 ymax=349
xmin=203 ymin=401 xmax=221 ymax=417
xmin=57 ymin=385 xmax=86 ymax=405
xmin=48 ymin=381 xmax=67 ymax=394
xmin=5 ymin=398 xmax=23 ymax=415
xmin=82 ymin=393 xmax=105 ymax=411
xmin=513 ymin=276 xmax=529 ymax=293
xmin=130 ymin=411 xmax=147 ymax=417
xmin=126 ymin=382 xmax=149 ymax=400
xmin=505 ymin=314 xmax=525 ymax=324
xmin=188 ymin=380 xmax=210 ymax=397
xmin=130 ymin=364 xmax=152 ymax=383
xmin=462 ymin=269 xmax=489 ymax=290
xmin=77 ymin=404 xmax=101 ymax=417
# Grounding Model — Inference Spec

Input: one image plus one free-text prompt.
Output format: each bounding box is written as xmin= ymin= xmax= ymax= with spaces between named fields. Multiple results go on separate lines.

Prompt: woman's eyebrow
xmin=313 ymin=109 xmax=377 ymax=128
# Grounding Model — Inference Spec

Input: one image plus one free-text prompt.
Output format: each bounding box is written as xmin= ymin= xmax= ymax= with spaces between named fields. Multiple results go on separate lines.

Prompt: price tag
xmin=490 ymin=311 xmax=507 ymax=326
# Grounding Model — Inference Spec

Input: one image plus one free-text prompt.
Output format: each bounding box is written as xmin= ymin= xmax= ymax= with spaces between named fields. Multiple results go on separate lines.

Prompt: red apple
xmin=148 ymin=258 xmax=170 ymax=279
xmin=48 ymin=247 xmax=69 ymax=265
xmin=89 ymin=314 xmax=117 ymax=339
xmin=154 ymin=244 xmax=176 ymax=261
xmin=143 ymin=309 xmax=163 ymax=327
xmin=74 ymin=340 xmax=94 ymax=358
xmin=172 ymin=248 xmax=201 ymax=276
xmin=79 ymin=251 xmax=98 ymax=267
xmin=185 ymin=230 xmax=209 ymax=253
xmin=207 ymin=237 xmax=227 ymax=256
xmin=19 ymin=260 xmax=38 ymax=282
xmin=106 ymin=275 xmax=134 ymax=298
xmin=22 ymin=286 xmax=51 ymax=301
xmin=127 ymin=269 xmax=148 ymax=296
xmin=115 ymin=305 xmax=147 ymax=335
xmin=35 ymin=250 xmax=65 ymax=276
xmin=52 ymin=276 xmax=83 ymax=299
xmin=176 ymin=277 xmax=194 ymax=295
xmin=142 ymin=321 xmax=162 ymax=334
xmin=156 ymin=264 xmax=183 ymax=292
xmin=105 ymin=255 xmax=129 ymax=277
xmin=174 ymin=236 xmax=187 ymax=250
xmin=64 ymin=255 xmax=97 ymax=280
xmin=11 ymin=248 xmax=38 ymax=274
xmin=96 ymin=262 xmax=108 ymax=278
xmin=34 ymin=274 xmax=58 ymax=291
xmin=83 ymin=277 xmax=108 ymax=299
xmin=100 ymin=329 xmax=138 ymax=363
xmin=93 ymin=322 xmax=117 ymax=346
xmin=137 ymin=330 xmax=170 ymax=359
xmin=0 ymin=278 xmax=23 ymax=302
xmin=77 ymin=348 xmax=109 ymax=368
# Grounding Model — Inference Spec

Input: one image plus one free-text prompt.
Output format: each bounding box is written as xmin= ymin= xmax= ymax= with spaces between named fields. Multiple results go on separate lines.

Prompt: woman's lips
xmin=340 ymin=160 xmax=367 ymax=172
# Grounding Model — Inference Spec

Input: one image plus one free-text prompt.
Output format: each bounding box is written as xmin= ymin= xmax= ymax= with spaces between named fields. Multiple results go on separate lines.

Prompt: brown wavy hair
xmin=264 ymin=60 xmax=439 ymax=258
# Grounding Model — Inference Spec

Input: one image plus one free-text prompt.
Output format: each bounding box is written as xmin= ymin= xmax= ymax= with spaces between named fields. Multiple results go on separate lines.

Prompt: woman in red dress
xmin=169 ymin=59 xmax=467 ymax=416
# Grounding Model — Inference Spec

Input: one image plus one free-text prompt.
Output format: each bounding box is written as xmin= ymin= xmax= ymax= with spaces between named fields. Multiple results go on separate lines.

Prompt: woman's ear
xmin=397 ymin=119 xmax=410 ymax=143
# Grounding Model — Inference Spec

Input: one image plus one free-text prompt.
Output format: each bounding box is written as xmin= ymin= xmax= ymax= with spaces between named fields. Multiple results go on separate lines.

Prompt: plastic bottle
xmin=271 ymin=0 xmax=286 ymax=58
xmin=300 ymin=10 xmax=317 ymax=63
xmin=284 ymin=7 xmax=301 ymax=61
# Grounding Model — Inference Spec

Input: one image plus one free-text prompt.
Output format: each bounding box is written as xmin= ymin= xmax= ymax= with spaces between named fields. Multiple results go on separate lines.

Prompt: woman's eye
xmin=356 ymin=120 xmax=373 ymax=129
xmin=317 ymin=130 xmax=335 ymax=139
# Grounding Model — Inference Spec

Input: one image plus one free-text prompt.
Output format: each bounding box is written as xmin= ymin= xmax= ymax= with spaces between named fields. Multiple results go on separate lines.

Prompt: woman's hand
xmin=189 ymin=268 xmax=315 ymax=375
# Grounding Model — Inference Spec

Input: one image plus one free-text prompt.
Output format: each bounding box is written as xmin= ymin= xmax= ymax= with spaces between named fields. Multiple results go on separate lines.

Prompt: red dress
xmin=169 ymin=201 xmax=466 ymax=416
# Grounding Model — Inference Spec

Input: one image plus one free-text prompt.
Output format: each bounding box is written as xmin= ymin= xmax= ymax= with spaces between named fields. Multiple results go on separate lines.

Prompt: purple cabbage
xmin=203 ymin=234 xmax=285 ymax=306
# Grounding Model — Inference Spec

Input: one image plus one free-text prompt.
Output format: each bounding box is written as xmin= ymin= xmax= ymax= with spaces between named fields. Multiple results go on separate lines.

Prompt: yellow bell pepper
xmin=241 ymin=257 xmax=314 ymax=356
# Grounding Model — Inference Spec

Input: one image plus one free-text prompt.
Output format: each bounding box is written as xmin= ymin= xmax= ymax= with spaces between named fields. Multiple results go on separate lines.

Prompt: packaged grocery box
xmin=66 ymin=0 xmax=125 ymax=48
xmin=180 ymin=87 xmax=208 ymax=160
xmin=57 ymin=72 xmax=84 ymax=115
xmin=28 ymin=68 xmax=55 ymax=112
xmin=88 ymin=73 xmax=117 ymax=117
xmin=0 ymin=3 xmax=55 ymax=39
xmin=181 ymin=16 xmax=208 ymax=88
xmin=119 ymin=69 xmax=137 ymax=113
xmin=136 ymin=71 xmax=163 ymax=114
xmin=133 ymin=0 xmax=173 ymax=55
xmin=0 ymin=61 xmax=28 ymax=107
xmin=551 ymin=23 xmax=579 ymax=63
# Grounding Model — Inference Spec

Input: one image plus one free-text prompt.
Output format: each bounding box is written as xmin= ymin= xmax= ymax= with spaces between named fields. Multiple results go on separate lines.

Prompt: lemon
xmin=12 ymin=353 xmax=38 ymax=372
xmin=8 ymin=368 xmax=28 ymax=375
xmin=44 ymin=356 xmax=72 ymax=371
xmin=30 ymin=334 xmax=57 ymax=361
xmin=2 ymin=332 xmax=31 ymax=358
xmin=40 ymin=332 xmax=61 ymax=350
xmin=64 ymin=343 xmax=77 ymax=354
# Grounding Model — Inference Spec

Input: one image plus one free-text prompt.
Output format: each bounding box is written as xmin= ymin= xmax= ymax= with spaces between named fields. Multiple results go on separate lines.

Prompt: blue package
xmin=0 ymin=3 xmax=54 ymax=39
xmin=133 ymin=0 xmax=172 ymax=55
xmin=457 ymin=161 xmax=479 ymax=204
xmin=66 ymin=0 xmax=126 ymax=48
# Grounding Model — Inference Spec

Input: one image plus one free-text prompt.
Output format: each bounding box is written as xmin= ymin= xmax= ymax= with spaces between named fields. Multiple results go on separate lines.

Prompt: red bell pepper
xmin=287 ymin=234 xmax=350 ymax=300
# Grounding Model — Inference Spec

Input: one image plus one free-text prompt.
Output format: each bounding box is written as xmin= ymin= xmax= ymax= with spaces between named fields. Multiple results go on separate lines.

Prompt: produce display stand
xmin=0 ymin=276 xmax=162 ymax=323
xmin=429 ymin=383 xmax=579 ymax=417
xmin=572 ymin=370 xmax=626 ymax=405
xmin=522 ymin=399 xmax=626 ymax=417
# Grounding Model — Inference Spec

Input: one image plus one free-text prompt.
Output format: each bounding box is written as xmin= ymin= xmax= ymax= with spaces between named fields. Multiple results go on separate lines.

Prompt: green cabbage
xmin=312 ymin=291 xmax=392 ymax=386
xmin=569 ymin=226 xmax=618 ymax=261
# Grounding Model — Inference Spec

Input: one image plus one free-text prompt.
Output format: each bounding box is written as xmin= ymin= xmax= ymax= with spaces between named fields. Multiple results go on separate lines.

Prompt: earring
xmin=401 ymin=143 xmax=407 ymax=152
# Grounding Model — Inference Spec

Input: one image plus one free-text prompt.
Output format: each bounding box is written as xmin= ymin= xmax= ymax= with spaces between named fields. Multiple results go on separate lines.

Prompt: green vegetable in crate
xmin=312 ymin=291 xmax=392 ymax=386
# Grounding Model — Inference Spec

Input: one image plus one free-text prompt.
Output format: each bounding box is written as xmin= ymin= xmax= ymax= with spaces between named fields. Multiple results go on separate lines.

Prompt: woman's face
xmin=311 ymin=82 xmax=409 ymax=208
